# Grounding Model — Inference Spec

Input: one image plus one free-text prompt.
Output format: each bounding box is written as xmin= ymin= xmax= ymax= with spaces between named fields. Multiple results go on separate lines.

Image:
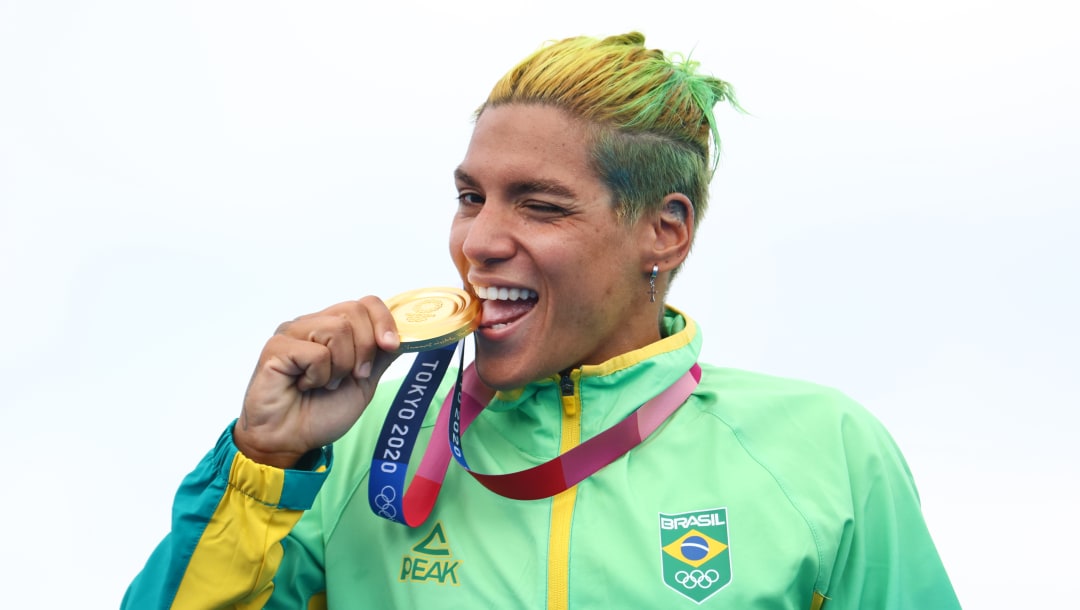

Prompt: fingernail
xmin=326 ymin=377 xmax=342 ymax=391
xmin=355 ymin=361 xmax=372 ymax=379
xmin=383 ymin=330 xmax=398 ymax=346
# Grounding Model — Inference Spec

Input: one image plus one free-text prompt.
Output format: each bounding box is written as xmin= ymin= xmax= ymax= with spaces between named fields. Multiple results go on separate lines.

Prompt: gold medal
xmin=386 ymin=287 xmax=480 ymax=353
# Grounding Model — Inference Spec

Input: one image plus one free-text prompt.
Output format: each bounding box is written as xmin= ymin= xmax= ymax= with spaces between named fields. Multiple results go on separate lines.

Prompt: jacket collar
xmin=485 ymin=306 xmax=701 ymax=436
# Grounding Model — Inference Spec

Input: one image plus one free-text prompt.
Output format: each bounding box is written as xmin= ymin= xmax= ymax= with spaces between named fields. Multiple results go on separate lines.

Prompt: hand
xmin=233 ymin=297 xmax=401 ymax=468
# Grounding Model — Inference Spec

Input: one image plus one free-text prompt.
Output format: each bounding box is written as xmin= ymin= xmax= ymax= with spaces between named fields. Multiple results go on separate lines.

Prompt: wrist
xmin=231 ymin=421 xmax=306 ymax=469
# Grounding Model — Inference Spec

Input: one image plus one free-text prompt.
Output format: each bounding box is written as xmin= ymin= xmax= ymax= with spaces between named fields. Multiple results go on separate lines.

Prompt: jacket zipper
xmin=547 ymin=370 xmax=581 ymax=610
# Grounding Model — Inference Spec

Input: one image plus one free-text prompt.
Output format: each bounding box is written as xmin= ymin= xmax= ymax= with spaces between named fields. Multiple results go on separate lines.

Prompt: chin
xmin=473 ymin=354 xmax=541 ymax=392
xmin=473 ymin=362 xmax=520 ymax=392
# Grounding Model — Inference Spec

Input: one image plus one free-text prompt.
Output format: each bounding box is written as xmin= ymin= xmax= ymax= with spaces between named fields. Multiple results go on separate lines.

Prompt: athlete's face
xmin=449 ymin=104 xmax=661 ymax=390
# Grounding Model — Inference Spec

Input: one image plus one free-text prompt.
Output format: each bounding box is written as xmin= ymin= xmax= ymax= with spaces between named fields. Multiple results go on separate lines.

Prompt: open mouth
xmin=472 ymin=285 xmax=538 ymax=330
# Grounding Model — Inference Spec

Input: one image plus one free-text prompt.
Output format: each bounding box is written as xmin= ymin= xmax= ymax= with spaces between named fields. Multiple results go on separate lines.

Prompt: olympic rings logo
xmin=373 ymin=485 xmax=398 ymax=519
xmin=675 ymin=569 xmax=721 ymax=589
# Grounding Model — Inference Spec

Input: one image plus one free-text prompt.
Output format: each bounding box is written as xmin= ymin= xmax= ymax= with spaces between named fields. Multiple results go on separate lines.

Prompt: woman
xmin=126 ymin=33 xmax=960 ymax=609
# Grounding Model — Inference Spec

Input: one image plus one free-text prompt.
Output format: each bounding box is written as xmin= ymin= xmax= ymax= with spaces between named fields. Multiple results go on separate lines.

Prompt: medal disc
xmin=386 ymin=287 xmax=479 ymax=353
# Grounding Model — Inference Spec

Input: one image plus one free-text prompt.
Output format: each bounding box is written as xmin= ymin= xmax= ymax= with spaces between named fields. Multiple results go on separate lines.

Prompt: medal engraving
xmin=405 ymin=299 xmax=444 ymax=323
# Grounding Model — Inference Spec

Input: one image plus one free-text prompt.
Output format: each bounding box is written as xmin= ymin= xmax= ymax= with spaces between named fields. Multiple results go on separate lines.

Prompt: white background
xmin=2 ymin=1 xmax=1076 ymax=608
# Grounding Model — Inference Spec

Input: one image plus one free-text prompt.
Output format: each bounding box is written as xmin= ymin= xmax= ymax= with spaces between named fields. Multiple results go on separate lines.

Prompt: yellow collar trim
xmin=492 ymin=305 xmax=696 ymax=401
xmin=579 ymin=304 xmax=696 ymax=378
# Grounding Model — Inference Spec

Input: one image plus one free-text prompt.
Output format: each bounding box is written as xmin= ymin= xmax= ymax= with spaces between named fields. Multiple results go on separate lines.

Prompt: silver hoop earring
xmin=648 ymin=264 xmax=659 ymax=303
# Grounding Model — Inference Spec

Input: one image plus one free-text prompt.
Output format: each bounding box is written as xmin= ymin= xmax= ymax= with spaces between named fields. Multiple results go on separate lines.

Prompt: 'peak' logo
xmin=400 ymin=522 xmax=462 ymax=585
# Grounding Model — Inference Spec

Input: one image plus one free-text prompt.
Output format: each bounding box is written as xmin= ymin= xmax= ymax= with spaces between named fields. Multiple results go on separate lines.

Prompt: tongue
xmin=481 ymin=299 xmax=536 ymax=326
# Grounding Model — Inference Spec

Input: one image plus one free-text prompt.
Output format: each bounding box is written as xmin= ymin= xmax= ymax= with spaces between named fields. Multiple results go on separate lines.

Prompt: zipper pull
xmin=559 ymin=370 xmax=578 ymax=416
xmin=560 ymin=371 xmax=574 ymax=396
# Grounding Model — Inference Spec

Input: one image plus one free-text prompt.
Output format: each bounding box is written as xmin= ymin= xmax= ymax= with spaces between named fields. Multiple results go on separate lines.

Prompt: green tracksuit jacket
xmin=125 ymin=308 xmax=960 ymax=609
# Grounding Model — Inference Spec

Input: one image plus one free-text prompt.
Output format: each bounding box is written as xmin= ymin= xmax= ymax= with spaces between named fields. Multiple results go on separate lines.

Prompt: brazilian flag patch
xmin=659 ymin=508 xmax=732 ymax=603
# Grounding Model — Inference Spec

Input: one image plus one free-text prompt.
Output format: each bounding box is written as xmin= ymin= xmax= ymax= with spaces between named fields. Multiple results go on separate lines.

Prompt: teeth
xmin=473 ymin=285 xmax=537 ymax=301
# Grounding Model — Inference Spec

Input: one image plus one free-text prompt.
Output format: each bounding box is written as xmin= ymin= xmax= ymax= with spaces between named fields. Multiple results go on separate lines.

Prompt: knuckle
xmin=262 ymin=334 xmax=290 ymax=355
xmin=275 ymin=311 xmax=310 ymax=335
xmin=357 ymin=295 xmax=385 ymax=310
xmin=316 ymin=314 xmax=351 ymax=338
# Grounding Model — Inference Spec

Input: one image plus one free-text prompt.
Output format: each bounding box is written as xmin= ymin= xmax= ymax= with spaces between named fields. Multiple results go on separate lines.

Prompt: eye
xmin=456 ymin=192 xmax=485 ymax=206
xmin=523 ymin=201 xmax=568 ymax=215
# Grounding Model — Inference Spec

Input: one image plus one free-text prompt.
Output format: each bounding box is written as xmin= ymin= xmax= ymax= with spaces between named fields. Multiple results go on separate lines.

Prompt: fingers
xmin=356 ymin=295 xmax=401 ymax=368
xmin=238 ymin=297 xmax=405 ymax=465
xmin=261 ymin=333 xmax=336 ymax=392
xmin=275 ymin=315 xmax=357 ymax=390
xmin=274 ymin=297 xmax=400 ymax=389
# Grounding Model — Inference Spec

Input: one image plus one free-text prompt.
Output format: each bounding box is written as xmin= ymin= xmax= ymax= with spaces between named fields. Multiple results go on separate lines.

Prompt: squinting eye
xmin=526 ymin=202 xmax=566 ymax=214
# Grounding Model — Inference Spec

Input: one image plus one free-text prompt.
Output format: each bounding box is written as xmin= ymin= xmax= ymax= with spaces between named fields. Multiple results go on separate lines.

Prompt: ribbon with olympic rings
xmin=368 ymin=342 xmax=459 ymax=525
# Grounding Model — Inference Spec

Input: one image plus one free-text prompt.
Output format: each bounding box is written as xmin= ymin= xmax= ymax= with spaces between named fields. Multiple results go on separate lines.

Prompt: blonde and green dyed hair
xmin=479 ymin=32 xmax=741 ymax=229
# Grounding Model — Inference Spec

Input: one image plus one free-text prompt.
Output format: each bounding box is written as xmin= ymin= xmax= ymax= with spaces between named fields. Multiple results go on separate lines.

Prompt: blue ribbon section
xmin=447 ymin=367 xmax=471 ymax=470
xmin=369 ymin=343 xmax=458 ymax=524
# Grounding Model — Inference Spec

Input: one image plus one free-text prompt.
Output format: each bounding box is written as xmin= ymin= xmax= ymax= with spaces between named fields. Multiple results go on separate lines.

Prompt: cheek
xmin=448 ymin=223 xmax=468 ymax=274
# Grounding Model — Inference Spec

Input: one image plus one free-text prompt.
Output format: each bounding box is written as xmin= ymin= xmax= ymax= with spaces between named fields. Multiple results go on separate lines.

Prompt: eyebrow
xmin=454 ymin=168 xmax=577 ymax=201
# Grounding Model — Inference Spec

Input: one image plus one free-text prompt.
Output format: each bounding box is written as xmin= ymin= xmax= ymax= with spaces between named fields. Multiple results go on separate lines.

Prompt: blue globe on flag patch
xmin=680 ymin=535 xmax=710 ymax=561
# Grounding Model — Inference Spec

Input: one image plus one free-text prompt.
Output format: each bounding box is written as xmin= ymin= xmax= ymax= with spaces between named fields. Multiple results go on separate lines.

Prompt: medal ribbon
xmin=368 ymin=343 xmax=458 ymax=525
xmin=442 ymin=362 xmax=702 ymax=500
xmin=370 ymin=343 xmax=701 ymax=525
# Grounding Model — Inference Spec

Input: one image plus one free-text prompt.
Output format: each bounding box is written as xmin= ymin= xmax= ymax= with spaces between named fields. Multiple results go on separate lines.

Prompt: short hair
xmin=478 ymin=32 xmax=741 ymax=230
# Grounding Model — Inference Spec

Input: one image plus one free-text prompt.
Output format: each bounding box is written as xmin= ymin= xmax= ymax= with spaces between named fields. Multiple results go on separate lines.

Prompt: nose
xmin=459 ymin=202 xmax=516 ymax=268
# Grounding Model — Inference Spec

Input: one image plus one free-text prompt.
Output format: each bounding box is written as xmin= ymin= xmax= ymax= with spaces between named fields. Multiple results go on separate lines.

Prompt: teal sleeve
xmin=123 ymin=423 xmax=332 ymax=609
xmin=824 ymin=414 xmax=961 ymax=609
xmin=262 ymin=503 xmax=331 ymax=610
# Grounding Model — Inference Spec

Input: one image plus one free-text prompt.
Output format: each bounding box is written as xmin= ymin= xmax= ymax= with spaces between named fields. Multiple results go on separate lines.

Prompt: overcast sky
xmin=1 ymin=1 xmax=1077 ymax=607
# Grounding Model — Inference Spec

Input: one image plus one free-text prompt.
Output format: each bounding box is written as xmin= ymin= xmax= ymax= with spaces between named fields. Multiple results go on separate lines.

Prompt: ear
xmin=638 ymin=193 xmax=694 ymax=274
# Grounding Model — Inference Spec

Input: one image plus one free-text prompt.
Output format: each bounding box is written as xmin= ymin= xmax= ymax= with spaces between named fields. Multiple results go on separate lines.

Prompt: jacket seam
xmin=694 ymin=404 xmax=828 ymax=594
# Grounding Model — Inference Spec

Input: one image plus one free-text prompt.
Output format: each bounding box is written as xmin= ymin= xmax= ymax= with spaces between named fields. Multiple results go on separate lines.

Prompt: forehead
xmin=457 ymin=104 xmax=599 ymax=187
